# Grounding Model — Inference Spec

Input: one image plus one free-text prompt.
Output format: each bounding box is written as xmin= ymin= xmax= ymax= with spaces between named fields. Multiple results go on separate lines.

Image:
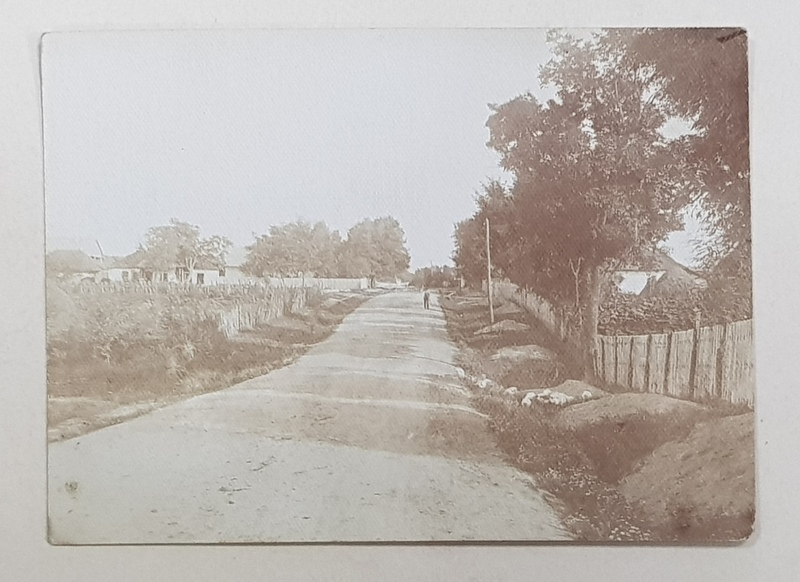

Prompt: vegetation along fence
xmin=494 ymin=282 xmax=754 ymax=407
xmin=64 ymin=280 xmax=311 ymax=340
xmin=267 ymin=277 xmax=369 ymax=290
xmin=216 ymin=287 xmax=309 ymax=338
xmin=72 ymin=281 xmax=274 ymax=297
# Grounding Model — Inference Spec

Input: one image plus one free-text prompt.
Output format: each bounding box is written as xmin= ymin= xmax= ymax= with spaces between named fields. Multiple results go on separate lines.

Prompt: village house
xmin=47 ymin=240 xmax=261 ymax=287
xmin=44 ymin=250 xmax=102 ymax=284
xmin=612 ymin=249 xmax=707 ymax=296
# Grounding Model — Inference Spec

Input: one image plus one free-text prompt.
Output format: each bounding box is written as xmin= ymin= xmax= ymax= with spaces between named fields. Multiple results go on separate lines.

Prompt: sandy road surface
xmin=48 ymin=292 xmax=569 ymax=543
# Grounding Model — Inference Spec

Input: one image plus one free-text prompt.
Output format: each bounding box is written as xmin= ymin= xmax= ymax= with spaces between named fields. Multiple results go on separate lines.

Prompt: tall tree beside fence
xmin=455 ymin=30 xmax=750 ymax=383
xmin=478 ymin=31 xmax=691 ymax=381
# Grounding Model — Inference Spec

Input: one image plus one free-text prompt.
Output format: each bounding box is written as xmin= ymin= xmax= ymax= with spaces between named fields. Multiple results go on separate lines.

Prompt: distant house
xmin=45 ymin=250 xmax=101 ymax=283
xmin=96 ymin=254 xmax=144 ymax=283
xmin=52 ymin=243 xmax=261 ymax=287
xmin=105 ymin=249 xmax=219 ymax=285
xmin=47 ymin=237 xmax=105 ymax=262
xmin=191 ymin=266 xmax=224 ymax=286
xmin=613 ymin=250 xmax=707 ymax=296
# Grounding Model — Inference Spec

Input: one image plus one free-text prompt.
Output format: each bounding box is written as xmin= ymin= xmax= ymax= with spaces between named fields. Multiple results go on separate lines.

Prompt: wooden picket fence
xmin=268 ymin=277 xmax=369 ymax=290
xmin=594 ymin=321 xmax=754 ymax=406
xmin=494 ymin=281 xmax=755 ymax=407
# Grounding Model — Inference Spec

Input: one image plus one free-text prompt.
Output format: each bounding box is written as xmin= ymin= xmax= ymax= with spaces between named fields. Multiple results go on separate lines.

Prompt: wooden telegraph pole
xmin=485 ymin=217 xmax=495 ymax=324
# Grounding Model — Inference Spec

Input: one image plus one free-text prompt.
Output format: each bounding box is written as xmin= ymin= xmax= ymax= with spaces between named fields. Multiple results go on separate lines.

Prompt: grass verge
xmin=47 ymin=292 xmax=370 ymax=442
xmin=440 ymin=289 xmax=754 ymax=543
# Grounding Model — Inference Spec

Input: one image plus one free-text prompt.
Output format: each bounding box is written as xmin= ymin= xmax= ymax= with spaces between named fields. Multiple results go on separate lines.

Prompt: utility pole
xmin=485 ymin=217 xmax=494 ymax=324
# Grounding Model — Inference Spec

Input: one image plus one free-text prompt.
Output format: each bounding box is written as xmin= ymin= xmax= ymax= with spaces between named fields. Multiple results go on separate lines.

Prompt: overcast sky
xmin=42 ymin=29 xmax=701 ymax=269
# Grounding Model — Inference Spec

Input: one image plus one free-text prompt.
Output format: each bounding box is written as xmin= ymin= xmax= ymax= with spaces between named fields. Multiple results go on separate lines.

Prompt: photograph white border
xmin=2 ymin=0 xmax=799 ymax=580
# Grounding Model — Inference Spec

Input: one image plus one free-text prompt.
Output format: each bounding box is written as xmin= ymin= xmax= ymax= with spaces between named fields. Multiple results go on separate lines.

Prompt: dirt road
xmin=48 ymin=291 xmax=569 ymax=543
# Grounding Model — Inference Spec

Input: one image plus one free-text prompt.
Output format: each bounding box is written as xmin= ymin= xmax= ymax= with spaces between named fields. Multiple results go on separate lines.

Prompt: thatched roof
xmin=45 ymin=250 xmax=100 ymax=274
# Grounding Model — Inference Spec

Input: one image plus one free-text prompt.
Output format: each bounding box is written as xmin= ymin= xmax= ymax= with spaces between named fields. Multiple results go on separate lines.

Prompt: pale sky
xmin=42 ymin=29 xmax=700 ymax=269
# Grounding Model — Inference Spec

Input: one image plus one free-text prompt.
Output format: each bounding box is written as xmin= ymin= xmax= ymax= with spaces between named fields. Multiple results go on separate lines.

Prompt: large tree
xmin=628 ymin=28 xmax=749 ymax=263
xmin=339 ymin=217 xmax=411 ymax=285
xmin=139 ymin=219 xmax=232 ymax=278
xmin=452 ymin=181 xmax=518 ymax=287
xmin=481 ymin=30 xmax=695 ymax=380
xmin=245 ymin=220 xmax=341 ymax=278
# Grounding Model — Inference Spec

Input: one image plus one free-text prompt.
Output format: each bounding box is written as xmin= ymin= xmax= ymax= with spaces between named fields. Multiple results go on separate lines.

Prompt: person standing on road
xmin=423 ymin=290 xmax=430 ymax=310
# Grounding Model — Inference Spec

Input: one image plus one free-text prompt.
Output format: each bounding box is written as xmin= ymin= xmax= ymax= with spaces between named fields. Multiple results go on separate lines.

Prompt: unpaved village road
xmin=48 ymin=292 xmax=569 ymax=543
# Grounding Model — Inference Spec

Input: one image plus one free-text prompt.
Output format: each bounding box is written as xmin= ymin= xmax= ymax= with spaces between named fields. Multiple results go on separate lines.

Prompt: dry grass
xmin=619 ymin=412 xmax=755 ymax=541
xmin=440 ymin=290 xmax=754 ymax=542
xmin=556 ymin=393 xmax=705 ymax=431
xmin=46 ymin=287 xmax=368 ymax=441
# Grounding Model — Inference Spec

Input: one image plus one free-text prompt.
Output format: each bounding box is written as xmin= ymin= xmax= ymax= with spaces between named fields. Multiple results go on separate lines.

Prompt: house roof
xmin=112 ymin=250 xmax=147 ymax=269
xmin=45 ymin=250 xmax=101 ymax=273
xmin=709 ymin=242 xmax=751 ymax=280
xmin=113 ymin=249 xmax=224 ymax=271
xmin=615 ymin=248 xmax=707 ymax=297
xmin=47 ymin=236 xmax=105 ymax=258
xmin=618 ymin=249 xmax=702 ymax=277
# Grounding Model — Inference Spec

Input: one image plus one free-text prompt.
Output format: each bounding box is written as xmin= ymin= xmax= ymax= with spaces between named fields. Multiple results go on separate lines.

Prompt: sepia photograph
xmin=43 ymin=28 xmax=754 ymax=544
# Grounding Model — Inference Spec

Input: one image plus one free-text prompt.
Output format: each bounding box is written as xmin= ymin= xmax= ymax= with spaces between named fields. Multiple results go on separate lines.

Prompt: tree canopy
xmin=244 ymin=220 xmax=341 ymax=278
xmin=627 ymin=28 xmax=750 ymax=272
xmin=453 ymin=29 xmax=750 ymax=380
xmin=138 ymin=219 xmax=232 ymax=274
xmin=410 ymin=265 xmax=458 ymax=289
xmin=338 ymin=217 xmax=411 ymax=282
xmin=244 ymin=216 xmax=411 ymax=283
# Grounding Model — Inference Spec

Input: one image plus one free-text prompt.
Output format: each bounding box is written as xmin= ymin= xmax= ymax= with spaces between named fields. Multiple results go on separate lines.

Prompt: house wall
xmin=192 ymin=269 xmax=223 ymax=286
xmin=102 ymin=268 xmax=141 ymax=283
xmin=222 ymin=266 xmax=259 ymax=285
xmin=149 ymin=270 xmax=180 ymax=283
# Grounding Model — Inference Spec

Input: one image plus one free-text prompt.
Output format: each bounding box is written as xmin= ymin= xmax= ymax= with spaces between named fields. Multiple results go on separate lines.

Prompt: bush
xmin=599 ymin=287 xmax=752 ymax=335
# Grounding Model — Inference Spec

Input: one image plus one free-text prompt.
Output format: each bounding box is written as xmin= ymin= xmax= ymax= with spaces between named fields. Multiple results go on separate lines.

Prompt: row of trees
xmin=453 ymin=29 xmax=750 ymax=381
xmin=134 ymin=216 xmax=411 ymax=284
xmin=409 ymin=265 xmax=458 ymax=289
xmin=243 ymin=217 xmax=411 ymax=284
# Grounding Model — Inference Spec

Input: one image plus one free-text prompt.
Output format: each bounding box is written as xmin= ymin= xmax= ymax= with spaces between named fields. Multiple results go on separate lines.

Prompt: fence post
xmin=688 ymin=311 xmax=701 ymax=399
xmin=599 ymin=337 xmax=606 ymax=383
xmin=715 ymin=322 xmax=729 ymax=400
xmin=663 ymin=331 xmax=673 ymax=396
xmin=627 ymin=336 xmax=635 ymax=390
xmin=644 ymin=333 xmax=652 ymax=395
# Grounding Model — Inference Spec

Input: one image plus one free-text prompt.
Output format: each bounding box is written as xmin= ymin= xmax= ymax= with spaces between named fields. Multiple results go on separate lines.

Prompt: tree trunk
xmin=580 ymin=264 xmax=604 ymax=383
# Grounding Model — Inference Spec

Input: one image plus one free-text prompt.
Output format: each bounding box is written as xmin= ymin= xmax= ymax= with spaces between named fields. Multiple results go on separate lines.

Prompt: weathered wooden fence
xmin=494 ymin=281 xmax=754 ymax=407
xmin=268 ymin=277 xmax=369 ymax=290
xmin=216 ymin=288 xmax=309 ymax=338
xmin=594 ymin=321 xmax=754 ymax=406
